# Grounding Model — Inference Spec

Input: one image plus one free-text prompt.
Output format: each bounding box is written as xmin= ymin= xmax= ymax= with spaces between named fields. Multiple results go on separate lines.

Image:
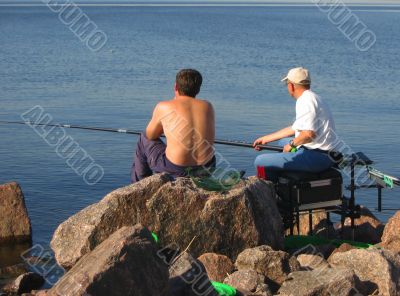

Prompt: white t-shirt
xmin=291 ymin=90 xmax=337 ymax=151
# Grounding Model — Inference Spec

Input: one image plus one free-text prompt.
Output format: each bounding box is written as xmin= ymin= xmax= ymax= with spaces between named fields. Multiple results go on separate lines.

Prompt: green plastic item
xmin=384 ymin=175 xmax=394 ymax=188
xmin=211 ymin=282 xmax=236 ymax=296
xmin=189 ymin=168 xmax=242 ymax=192
xmin=285 ymin=235 xmax=374 ymax=250
xmin=290 ymin=147 xmax=298 ymax=153
xmin=151 ymin=232 xmax=159 ymax=244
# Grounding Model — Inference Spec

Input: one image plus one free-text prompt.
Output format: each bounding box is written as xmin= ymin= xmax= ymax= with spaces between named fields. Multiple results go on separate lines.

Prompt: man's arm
xmin=145 ymin=103 xmax=164 ymax=140
xmin=253 ymin=126 xmax=295 ymax=149
xmin=282 ymin=130 xmax=316 ymax=152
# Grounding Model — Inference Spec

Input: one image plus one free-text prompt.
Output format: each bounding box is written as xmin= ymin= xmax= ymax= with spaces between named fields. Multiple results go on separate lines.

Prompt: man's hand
xmin=253 ymin=127 xmax=295 ymax=151
xmin=253 ymin=136 xmax=269 ymax=151
xmin=283 ymin=144 xmax=293 ymax=153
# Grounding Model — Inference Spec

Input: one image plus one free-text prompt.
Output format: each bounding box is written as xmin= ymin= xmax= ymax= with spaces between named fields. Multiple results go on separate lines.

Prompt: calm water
xmin=0 ymin=5 xmax=399 ymax=250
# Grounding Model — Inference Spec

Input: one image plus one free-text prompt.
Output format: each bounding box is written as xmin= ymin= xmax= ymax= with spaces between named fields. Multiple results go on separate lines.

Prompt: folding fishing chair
xmin=257 ymin=152 xmax=392 ymax=240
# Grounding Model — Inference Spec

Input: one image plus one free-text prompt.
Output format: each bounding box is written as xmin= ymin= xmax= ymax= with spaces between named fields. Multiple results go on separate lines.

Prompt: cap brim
xmin=281 ymin=76 xmax=288 ymax=82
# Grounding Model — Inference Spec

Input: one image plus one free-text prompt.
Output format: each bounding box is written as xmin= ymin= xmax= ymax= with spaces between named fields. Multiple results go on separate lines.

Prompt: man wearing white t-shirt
xmin=253 ymin=67 xmax=337 ymax=181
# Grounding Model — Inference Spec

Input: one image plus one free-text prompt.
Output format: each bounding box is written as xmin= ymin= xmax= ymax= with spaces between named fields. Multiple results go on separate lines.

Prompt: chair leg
xmin=289 ymin=212 xmax=294 ymax=236
xmin=308 ymin=210 xmax=313 ymax=236
xmin=296 ymin=208 xmax=300 ymax=234
xmin=351 ymin=216 xmax=355 ymax=241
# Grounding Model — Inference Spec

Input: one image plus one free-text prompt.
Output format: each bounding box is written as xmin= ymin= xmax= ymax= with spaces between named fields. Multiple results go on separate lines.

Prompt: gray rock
xmin=48 ymin=225 xmax=169 ymax=296
xmin=0 ymin=182 xmax=32 ymax=244
xmin=51 ymin=174 xmax=284 ymax=268
xmin=0 ymin=263 xmax=28 ymax=278
xmin=2 ymin=272 xmax=44 ymax=294
xmin=169 ymin=251 xmax=218 ymax=296
xmin=285 ymin=211 xmax=337 ymax=238
xmin=223 ymin=270 xmax=272 ymax=296
xmin=328 ymin=248 xmax=400 ymax=295
xmin=337 ymin=206 xmax=384 ymax=244
xmin=289 ymin=243 xmax=336 ymax=260
xmin=328 ymin=243 xmax=356 ymax=261
xmin=235 ymin=245 xmax=300 ymax=291
xmin=197 ymin=253 xmax=234 ymax=283
xmin=381 ymin=210 xmax=400 ymax=255
xmin=50 ymin=174 xmax=171 ymax=268
xmin=296 ymin=254 xmax=330 ymax=270
xmin=21 ymin=290 xmax=48 ymax=296
xmin=277 ymin=267 xmax=358 ymax=296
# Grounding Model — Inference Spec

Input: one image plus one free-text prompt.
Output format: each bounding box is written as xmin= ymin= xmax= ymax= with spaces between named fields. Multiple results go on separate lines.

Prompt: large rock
xmin=328 ymin=248 xmax=400 ymax=295
xmin=296 ymin=254 xmax=330 ymax=270
xmin=381 ymin=211 xmax=400 ymax=255
xmin=50 ymin=174 xmax=172 ymax=268
xmin=0 ymin=182 xmax=31 ymax=244
xmin=51 ymin=174 xmax=284 ymax=268
xmin=288 ymin=243 xmax=336 ymax=260
xmin=197 ymin=253 xmax=234 ymax=282
xmin=21 ymin=290 xmax=48 ymax=296
xmin=337 ymin=206 xmax=384 ymax=244
xmin=277 ymin=267 xmax=358 ymax=296
xmin=0 ymin=263 xmax=28 ymax=278
xmin=328 ymin=243 xmax=356 ymax=260
xmin=2 ymin=272 xmax=44 ymax=294
xmin=235 ymin=245 xmax=300 ymax=291
xmin=169 ymin=251 xmax=218 ymax=296
xmin=224 ymin=270 xmax=272 ymax=296
xmin=48 ymin=225 xmax=169 ymax=296
xmin=285 ymin=211 xmax=337 ymax=238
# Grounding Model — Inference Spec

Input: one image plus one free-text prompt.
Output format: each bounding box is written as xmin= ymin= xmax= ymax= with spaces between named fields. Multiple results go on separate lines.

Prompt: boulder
xmin=285 ymin=211 xmax=337 ymax=238
xmin=381 ymin=240 xmax=400 ymax=256
xmin=223 ymin=270 xmax=272 ymax=296
xmin=235 ymin=245 xmax=300 ymax=291
xmin=48 ymin=225 xmax=169 ymax=296
xmin=197 ymin=253 xmax=234 ymax=282
xmin=169 ymin=251 xmax=218 ymax=296
xmin=50 ymin=174 xmax=172 ymax=268
xmin=277 ymin=267 xmax=359 ymax=296
xmin=288 ymin=243 xmax=336 ymax=260
xmin=381 ymin=211 xmax=400 ymax=255
xmin=0 ymin=182 xmax=31 ymax=244
xmin=328 ymin=243 xmax=356 ymax=260
xmin=21 ymin=290 xmax=48 ymax=296
xmin=337 ymin=206 xmax=384 ymax=244
xmin=2 ymin=272 xmax=44 ymax=294
xmin=0 ymin=263 xmax=28 ymax=278
xmin=296 ymin=254 xmax=330 ymax=270
xmin=51 ymin=174 xmax=284 ymax=268
xmin=328 ymin=248 xmax=400 ymax=295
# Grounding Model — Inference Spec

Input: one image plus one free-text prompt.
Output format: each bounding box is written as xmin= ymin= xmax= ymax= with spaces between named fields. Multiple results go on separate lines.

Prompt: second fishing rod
xmin=0 ymin=120 xmax=283 ymax=152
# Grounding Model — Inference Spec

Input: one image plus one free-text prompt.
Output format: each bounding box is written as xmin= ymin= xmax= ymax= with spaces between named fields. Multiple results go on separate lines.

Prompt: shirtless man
xmin=131 ymin=69 xmax=215 ymax=183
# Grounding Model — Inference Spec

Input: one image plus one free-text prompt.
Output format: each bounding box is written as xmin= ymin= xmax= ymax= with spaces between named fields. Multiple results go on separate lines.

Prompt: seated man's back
xmin=160 ymin=97 xmax=215 ymax=166
xmin=131 ymin=69 xmax=215 ymax=183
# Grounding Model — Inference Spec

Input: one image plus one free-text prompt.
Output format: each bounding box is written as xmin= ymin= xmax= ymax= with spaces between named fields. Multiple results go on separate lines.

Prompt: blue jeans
xmin=254 ymin=138 xmax=335 ymax=182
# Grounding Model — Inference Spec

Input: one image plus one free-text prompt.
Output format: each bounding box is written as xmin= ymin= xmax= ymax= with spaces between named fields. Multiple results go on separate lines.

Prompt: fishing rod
xmin=0 ymin=120 xmax=283 ymax=152
xmin=1 ymin=120 xmax=399 ymax=187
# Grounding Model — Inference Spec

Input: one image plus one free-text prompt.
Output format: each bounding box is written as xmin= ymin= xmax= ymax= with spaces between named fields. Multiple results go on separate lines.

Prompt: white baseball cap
xmin=281 ymin=67 xmax=311 ymax=85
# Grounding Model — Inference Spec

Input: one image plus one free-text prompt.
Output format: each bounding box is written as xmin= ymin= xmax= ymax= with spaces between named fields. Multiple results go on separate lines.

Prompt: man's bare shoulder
xmin=194 ymin=98 xmax=214 ymax=109
xmin=156 ymin=98 xmax=213 ymax=113
xmin=153 ymin=100 xmax=174 ymax=113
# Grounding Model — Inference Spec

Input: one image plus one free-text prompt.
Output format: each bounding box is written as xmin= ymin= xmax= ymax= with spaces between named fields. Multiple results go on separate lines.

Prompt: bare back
xmin=146 ymin=96 xmax=215 ymax=166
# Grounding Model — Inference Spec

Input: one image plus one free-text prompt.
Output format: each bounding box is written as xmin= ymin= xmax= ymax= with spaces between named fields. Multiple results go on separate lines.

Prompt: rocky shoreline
xmin=1 ymin=175 xmax=400 ymax=295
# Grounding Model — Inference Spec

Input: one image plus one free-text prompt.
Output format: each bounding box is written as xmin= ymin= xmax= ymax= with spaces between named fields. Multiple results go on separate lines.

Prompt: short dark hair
xmin=176 ymin=69 xmax=203 ymax=97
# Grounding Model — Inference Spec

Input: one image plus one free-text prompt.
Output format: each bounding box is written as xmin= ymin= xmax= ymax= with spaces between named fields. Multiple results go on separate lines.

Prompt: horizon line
xmin=1 ymin=2 xmax=400 ymax=6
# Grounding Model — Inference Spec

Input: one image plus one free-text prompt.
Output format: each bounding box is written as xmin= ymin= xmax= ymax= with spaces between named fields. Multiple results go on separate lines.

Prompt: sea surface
xmin=0 ymin=4 xmax=399 ymax=256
